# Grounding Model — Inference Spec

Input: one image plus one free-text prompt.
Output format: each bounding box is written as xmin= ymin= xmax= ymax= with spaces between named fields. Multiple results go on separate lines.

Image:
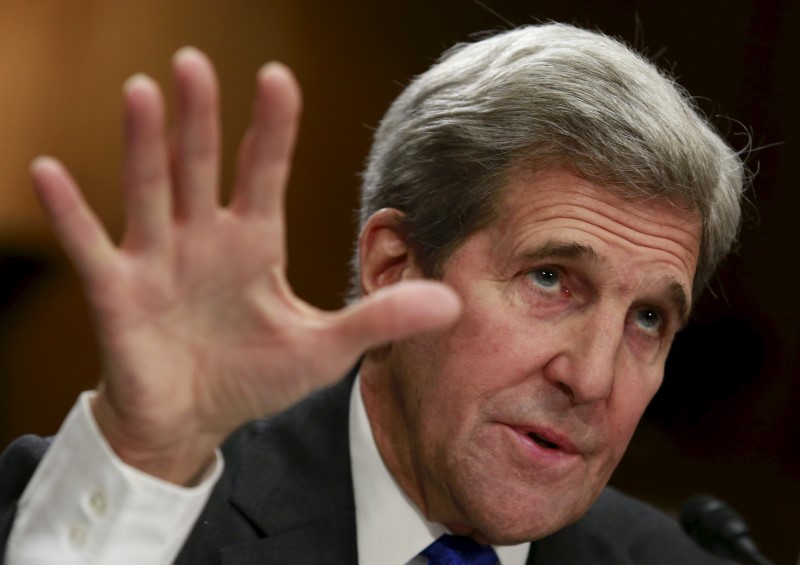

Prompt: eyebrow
xmin=665 ymin=280 xmax=691 ymax=327
xmin=519 ymin=241 xmax=600 ymax=263
xmin=517 ymin=240 xmax=691 ymax=325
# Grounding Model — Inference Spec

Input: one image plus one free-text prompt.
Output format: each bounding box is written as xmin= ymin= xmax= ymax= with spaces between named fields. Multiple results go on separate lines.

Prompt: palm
xmin=93 ymin=210 xmax=300 ymax=435
xmin=31 ymin=49 xmax=459 ymax=483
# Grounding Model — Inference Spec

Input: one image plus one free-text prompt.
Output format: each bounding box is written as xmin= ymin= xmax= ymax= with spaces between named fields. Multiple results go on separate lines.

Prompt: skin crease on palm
xmin=359 ymin=166 xmax=702 ymax=544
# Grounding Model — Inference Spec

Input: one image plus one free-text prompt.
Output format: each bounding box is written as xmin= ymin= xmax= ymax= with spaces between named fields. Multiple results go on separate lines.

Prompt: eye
xmin=631 ymin=307 xmax=663 ymax=334
xmin=528 ymin=267 xmax=562 ymax=292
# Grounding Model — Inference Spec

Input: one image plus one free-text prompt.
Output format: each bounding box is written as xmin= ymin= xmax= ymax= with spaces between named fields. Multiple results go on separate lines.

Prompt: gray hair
xmin=352 ymin=23 xmax=746 ymax=299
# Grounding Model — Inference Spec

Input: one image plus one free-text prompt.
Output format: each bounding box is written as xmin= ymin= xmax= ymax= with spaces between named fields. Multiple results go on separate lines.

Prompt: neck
xmin=360 ymin=354 xmax=429 ymax=511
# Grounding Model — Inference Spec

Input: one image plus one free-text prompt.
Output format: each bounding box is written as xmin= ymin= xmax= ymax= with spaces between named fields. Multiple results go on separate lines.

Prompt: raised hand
xmin=30 ymin=48 xmax=460 ymax=484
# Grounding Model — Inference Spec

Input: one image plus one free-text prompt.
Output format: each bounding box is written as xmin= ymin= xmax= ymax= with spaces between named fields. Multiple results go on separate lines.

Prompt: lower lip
xmin=501 ymin=425 xmax=579 ymax=468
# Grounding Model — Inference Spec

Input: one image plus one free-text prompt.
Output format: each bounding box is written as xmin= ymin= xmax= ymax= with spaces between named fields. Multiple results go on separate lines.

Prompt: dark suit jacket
xmin=0 ymin=373 xmax=731 ymax=564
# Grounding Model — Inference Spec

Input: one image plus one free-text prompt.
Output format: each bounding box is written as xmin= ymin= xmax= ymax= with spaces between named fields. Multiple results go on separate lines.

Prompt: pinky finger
xmin=31 ymin=157 xmax=116 ymax=280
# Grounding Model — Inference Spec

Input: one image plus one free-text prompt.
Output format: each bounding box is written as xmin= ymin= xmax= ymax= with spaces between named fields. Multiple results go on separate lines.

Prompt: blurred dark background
xmin=0 ymin=0 xmax=796 ymax=562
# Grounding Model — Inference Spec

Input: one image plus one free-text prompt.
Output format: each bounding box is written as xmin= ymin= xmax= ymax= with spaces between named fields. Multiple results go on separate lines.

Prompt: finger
xmin=121 ymin=74 xmax=171 ymax=250
xmin=230 ymin=62 xmax=301 ymax=218
xmin=329 ymin=280 xmax=462 ymax=358
xmin=171 ymin=47 xmax=221 ymax=221
xmin=31 ymin=157 xmax=116 ymax=280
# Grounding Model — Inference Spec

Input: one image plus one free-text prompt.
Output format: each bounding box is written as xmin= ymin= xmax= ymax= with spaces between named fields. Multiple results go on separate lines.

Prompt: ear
xmin=358 ymin=208 xmax=424 ymax=296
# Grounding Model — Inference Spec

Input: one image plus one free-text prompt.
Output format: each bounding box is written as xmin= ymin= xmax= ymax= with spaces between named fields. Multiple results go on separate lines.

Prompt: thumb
xmin=332 ymin=280 xmax=461 ymax=356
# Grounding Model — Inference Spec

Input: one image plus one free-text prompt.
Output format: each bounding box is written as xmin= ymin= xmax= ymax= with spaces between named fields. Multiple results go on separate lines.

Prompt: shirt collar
xmin=349 ymin=373 xmax=530 ymax=565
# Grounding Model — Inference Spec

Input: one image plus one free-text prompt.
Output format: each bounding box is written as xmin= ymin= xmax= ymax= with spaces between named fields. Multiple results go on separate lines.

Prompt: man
xmin=0 ymin=23 xmax=743 ymax=564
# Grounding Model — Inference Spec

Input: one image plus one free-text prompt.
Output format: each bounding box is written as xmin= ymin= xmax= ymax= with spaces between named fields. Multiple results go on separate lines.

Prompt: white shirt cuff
xmin=6 ymin=391 xmax=223 ymax=565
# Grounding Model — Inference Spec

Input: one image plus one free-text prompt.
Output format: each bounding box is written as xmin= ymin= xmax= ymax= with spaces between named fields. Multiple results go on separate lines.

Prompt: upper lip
xmin=507 ymin=423 xmax=580 ymax=455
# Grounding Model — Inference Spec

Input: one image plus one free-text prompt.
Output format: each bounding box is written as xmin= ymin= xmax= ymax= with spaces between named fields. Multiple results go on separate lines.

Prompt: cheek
xmin=433 ymin=309 xmax=533 ymax=394
xmin=446 ymin=284 xmax=561 ymax=363
xmin=606 ymin=372 xmax=662 ymax=452
xmin=403 ymin=313 xmax=521 ymax=437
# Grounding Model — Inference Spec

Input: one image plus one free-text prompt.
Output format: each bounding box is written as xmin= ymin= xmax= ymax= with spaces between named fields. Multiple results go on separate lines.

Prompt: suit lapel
xmin=220 ymin=373 xmax=359 ymax=564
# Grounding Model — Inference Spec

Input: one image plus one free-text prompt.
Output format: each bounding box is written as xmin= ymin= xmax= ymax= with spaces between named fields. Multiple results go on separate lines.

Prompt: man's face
xmin=364 ymin=167 xmax=701 ymax=543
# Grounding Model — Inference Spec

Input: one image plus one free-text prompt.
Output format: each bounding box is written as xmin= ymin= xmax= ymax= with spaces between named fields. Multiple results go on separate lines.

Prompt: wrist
xmin=90 ymin=392 xmax=220 ymax=486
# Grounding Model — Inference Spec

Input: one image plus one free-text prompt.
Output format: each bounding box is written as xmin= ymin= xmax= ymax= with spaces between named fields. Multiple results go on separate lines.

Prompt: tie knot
xmin=421 ymin=534 xmax=498 ymax=565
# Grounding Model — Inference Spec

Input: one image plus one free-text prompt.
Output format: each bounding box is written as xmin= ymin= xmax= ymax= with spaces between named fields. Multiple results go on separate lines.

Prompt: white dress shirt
xmin=5 ymin=393 xmax=222 ymax=565
xmin=6 ymin=381 xmax=530 ymax=564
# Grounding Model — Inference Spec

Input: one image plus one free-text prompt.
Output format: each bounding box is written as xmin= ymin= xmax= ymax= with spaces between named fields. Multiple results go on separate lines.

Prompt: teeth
xmin=529 ymin=433 xmax=558 ymax=450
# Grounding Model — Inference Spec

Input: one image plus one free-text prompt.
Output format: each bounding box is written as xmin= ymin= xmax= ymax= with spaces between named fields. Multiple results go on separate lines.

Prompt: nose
xmin=543 ymin=311 xmax=623 ymax=405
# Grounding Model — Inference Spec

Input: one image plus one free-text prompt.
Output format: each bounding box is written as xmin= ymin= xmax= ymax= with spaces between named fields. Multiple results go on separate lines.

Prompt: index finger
xmin=230 ymin=62 xmax=301 ymax=218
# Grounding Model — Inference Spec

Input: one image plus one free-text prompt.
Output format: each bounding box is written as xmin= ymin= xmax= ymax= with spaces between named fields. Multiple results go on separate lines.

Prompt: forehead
xmin=488 ymin=167 xmax=702 ymax=295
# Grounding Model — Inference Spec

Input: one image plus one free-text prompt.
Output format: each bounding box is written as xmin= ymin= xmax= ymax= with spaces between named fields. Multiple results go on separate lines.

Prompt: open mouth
xmin=528 ymin=432 xmax=559 ymax=450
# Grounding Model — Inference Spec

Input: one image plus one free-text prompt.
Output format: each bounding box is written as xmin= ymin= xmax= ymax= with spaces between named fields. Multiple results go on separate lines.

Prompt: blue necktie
xmin=421 ymin=534 xmax=498 ymax=565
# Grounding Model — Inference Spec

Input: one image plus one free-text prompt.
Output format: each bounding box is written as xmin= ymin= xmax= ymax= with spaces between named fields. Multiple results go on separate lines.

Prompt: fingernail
xmin=258 ymin=61 xmax=286 ymax=80
xmin=30 ymin=156 xmax=58 ymax=175
xmin=123 ymin=73 xmax=152 ymax=93
xmin=173 ymin=46 xmax=201 ymax=65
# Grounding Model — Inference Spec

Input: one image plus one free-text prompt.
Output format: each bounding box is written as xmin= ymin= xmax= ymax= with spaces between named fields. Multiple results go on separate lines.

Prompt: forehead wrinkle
xmin=524 ymin=203 xmax=697 ymax=272
xmin=501 ymin=180 xmax=701 ymax=279
xmin=516 ymin=206 xmax=699 ymax=286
